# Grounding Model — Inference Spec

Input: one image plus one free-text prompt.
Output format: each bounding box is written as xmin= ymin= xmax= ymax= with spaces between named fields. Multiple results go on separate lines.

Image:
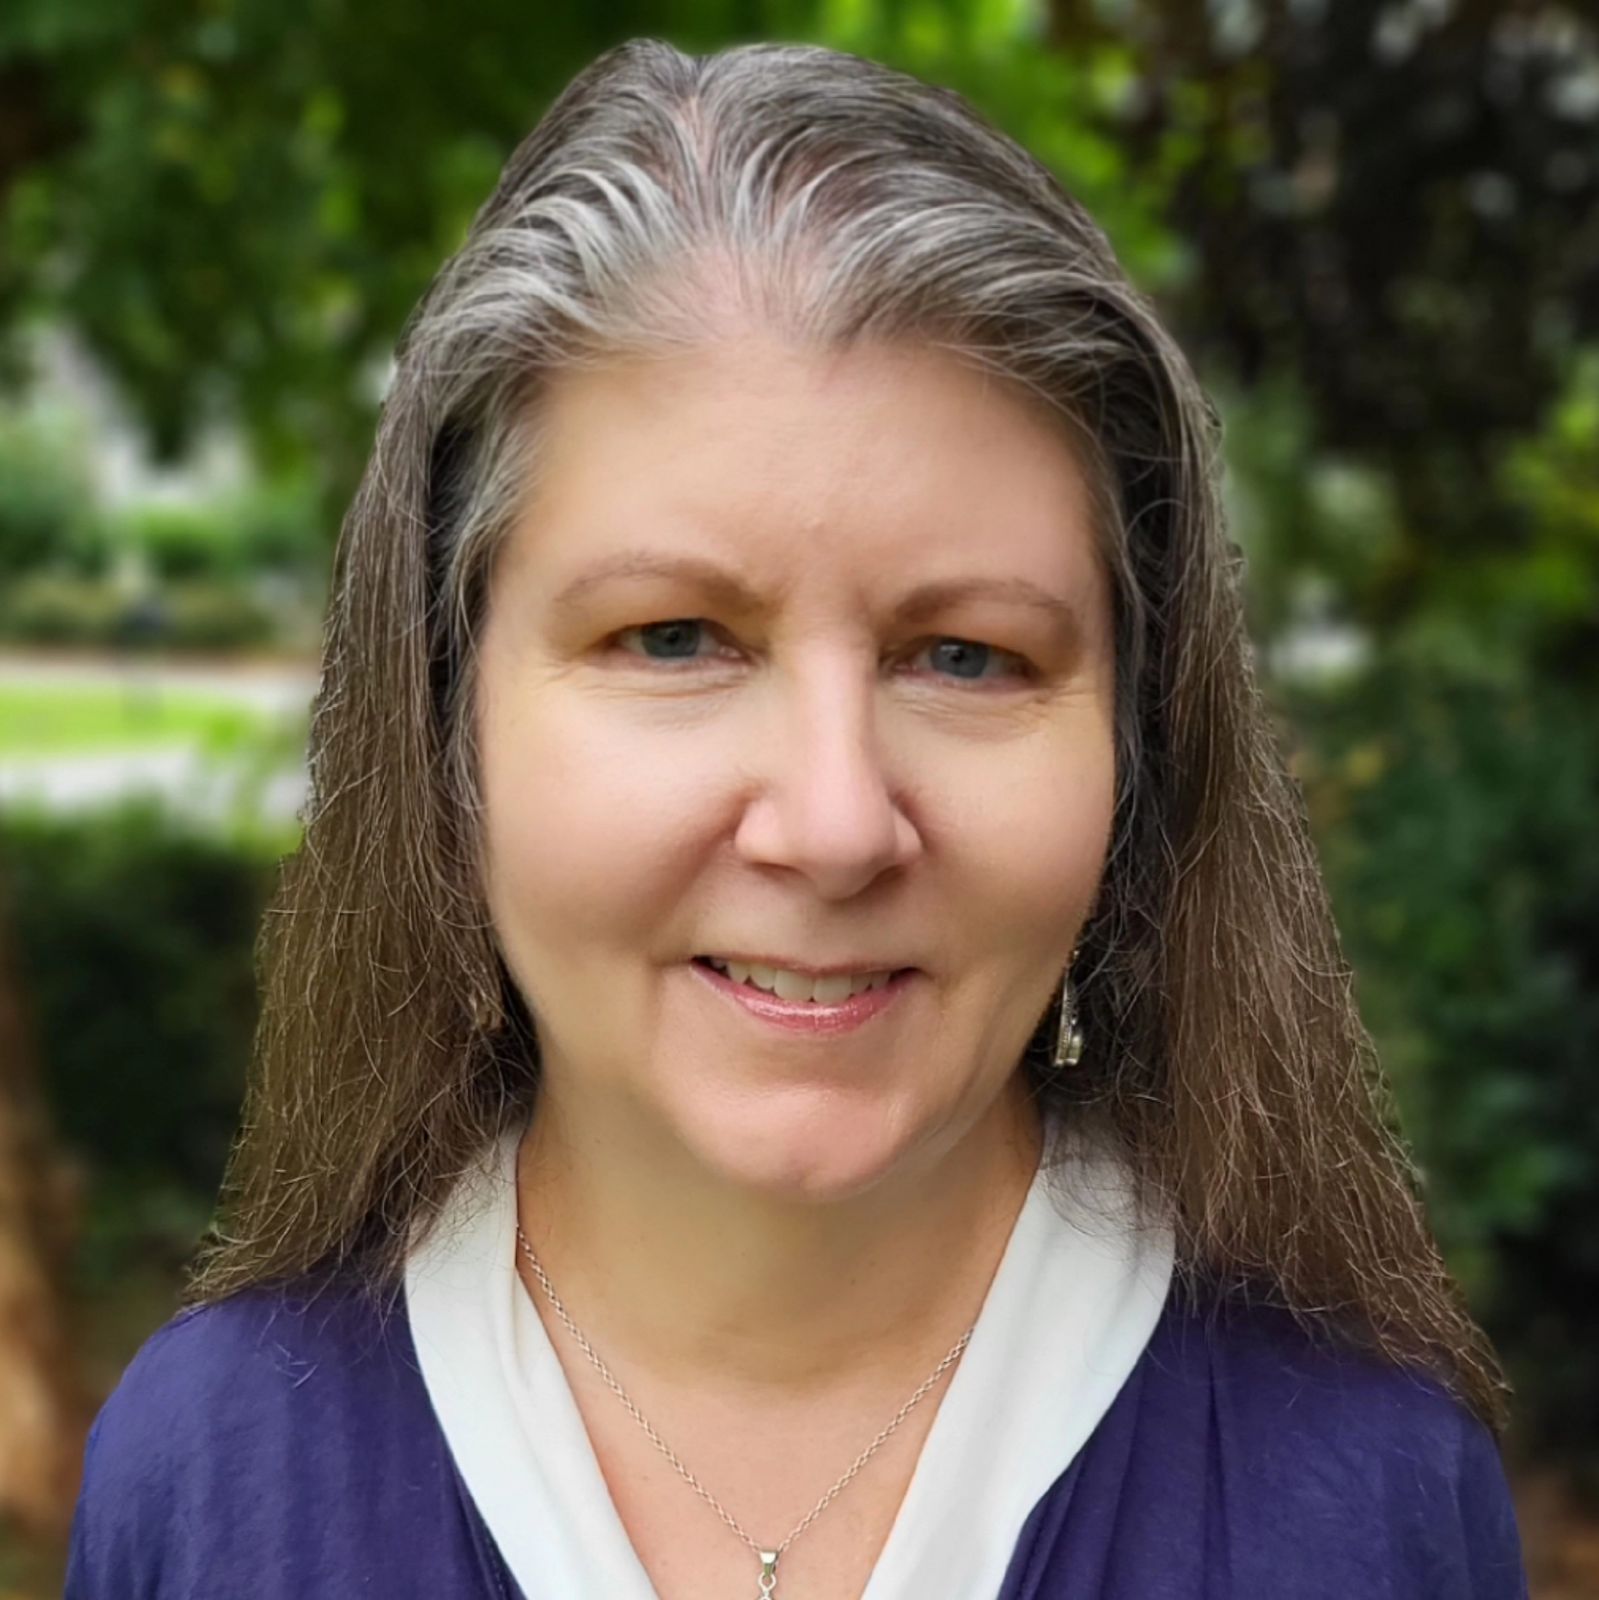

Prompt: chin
xmin=664 ymin=1084 xmax=922 ymax=1206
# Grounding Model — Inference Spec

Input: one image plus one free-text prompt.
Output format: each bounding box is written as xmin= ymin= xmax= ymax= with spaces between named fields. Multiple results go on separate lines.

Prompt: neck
xmin=514 ymin=1083 xmax=1045 ymax=1398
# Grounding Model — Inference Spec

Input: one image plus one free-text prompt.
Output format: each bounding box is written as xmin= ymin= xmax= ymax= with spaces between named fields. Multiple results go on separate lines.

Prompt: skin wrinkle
xmin=185 ymin=38 xmax=1510 ymax=1445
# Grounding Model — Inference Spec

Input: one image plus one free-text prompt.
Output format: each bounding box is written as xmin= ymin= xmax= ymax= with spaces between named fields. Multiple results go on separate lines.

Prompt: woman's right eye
xmin=611 ymin=619 xmax=725 ymax=664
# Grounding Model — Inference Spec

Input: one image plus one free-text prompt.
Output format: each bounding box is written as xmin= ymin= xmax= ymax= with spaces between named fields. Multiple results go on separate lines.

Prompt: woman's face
xmin=475 ymin=330 xmax=1117 ymax=1202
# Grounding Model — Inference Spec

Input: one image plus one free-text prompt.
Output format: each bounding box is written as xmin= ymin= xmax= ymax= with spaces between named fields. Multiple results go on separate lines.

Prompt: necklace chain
xmin=513 ymin=1221 xmax=975 ymax=1579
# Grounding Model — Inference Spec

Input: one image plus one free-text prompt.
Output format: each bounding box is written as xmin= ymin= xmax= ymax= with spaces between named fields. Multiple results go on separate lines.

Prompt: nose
xmin=732 ymin=660 xmax=922 ymax=898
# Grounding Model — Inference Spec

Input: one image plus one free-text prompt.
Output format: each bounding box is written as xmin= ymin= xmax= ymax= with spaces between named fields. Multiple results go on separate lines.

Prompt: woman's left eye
xmin=610 ymin=620 xmax=1033 ymax=686
xmin=909 ymin=637 xmax=1034 ymax=685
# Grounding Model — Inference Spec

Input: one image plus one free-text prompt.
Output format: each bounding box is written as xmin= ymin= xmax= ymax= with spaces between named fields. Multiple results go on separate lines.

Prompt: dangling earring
xmin=1052 ymin=946 xmax=1084 ymax=1070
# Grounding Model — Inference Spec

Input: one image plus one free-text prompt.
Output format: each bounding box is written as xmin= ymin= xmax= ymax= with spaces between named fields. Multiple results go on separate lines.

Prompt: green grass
xmin=0 ymin=682 xmax=297 ymax=758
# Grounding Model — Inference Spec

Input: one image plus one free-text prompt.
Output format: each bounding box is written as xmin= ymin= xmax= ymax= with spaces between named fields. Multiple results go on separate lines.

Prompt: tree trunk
xmin=0 ymin=860 xmax=90 ymax=1541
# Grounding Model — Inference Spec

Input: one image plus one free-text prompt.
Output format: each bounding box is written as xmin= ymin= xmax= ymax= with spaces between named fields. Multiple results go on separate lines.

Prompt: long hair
xmin=185 ymin=37 xmax=1510 ymax=1435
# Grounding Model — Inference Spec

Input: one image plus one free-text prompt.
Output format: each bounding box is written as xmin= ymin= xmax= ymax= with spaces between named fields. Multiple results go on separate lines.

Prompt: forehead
xmin=500 ymin=332 xmax=1108 ymax=602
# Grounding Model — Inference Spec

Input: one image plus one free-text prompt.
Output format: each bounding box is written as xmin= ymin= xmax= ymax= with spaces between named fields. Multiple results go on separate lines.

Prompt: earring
xmin=1052 ymin=948 xmax=1084 ymax=1070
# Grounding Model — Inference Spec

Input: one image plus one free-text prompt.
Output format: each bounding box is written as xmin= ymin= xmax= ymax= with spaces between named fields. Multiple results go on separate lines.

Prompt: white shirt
xmin=404 ymin=1118 xmax=1175 ymax=1599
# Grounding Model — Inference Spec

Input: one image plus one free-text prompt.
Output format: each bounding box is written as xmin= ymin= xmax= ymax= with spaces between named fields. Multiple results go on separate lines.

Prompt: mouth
xmin=692 ymin=954 xmax=916 ymax=1004
xmin=688 ymin=955 xmax=919 ymax=1034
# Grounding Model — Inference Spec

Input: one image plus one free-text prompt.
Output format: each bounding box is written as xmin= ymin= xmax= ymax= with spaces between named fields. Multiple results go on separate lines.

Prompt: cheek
xmin=477 ymin=690 xmax=711 ymax=962
xmin=938 ymin=724 xmax=1114 ymax=1052
xmin=936 ymin=708 xmax=1117 ymax=910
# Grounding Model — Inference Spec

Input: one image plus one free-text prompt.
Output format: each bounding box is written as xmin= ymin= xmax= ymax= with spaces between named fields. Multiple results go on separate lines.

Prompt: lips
xmin=689 ymin=956 xmax=916 ymax=1034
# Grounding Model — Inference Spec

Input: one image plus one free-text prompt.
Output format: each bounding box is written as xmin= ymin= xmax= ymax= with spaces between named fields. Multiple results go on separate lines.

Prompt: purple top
xmin=65 ymin=1272 xmax=1528 ymax=1598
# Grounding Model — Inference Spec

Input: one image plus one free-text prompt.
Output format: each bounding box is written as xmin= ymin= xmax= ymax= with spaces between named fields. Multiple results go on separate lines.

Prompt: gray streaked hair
xmin=410 ymin=40 xmax=1200 ymax=874
xmin=193 ymin=36 xmax=1510 ymax=1438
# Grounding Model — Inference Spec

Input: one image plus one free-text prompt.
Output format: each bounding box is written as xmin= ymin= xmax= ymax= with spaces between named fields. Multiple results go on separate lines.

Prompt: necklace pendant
xmin=756 ymin=1549 xmax=779 ymax=1597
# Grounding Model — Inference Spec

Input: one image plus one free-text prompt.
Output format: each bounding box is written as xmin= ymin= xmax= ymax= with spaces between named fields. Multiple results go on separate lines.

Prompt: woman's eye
xmin=613 ymin=619 xmax=727 ymax=664
xmin=610 ymin=620 xmax=1033 ymax=686
xmin=906 ymin=637 xmax=1034 ymax=686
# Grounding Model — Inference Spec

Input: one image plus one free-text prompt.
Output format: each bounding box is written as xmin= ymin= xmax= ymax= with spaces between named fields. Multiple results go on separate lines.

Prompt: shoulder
xmin=1154 ymin=1288 xmax=1468 ymax=1433
xmin=81 ymin=1269 xmax=413 ymax=1461
xmin=65 ymin=1271 xmax=443 ymax=1599
xmin=1132 ymin=1288 xmax=1528 ymax=1595
xmin=1195 ymin=1293 xmax=1492 ymax=1453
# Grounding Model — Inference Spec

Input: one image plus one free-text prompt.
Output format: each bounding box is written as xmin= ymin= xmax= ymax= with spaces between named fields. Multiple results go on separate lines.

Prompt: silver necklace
xmin=514 ymin=1221 xmax=976 ymax=1599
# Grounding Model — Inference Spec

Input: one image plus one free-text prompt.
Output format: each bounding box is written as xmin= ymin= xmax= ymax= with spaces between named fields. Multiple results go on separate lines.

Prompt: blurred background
xmin=0 ymin=0 xmax=1594 ymax=1593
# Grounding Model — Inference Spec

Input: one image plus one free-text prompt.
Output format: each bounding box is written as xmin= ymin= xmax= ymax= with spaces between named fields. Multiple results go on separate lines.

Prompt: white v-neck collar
xmin=405 ymin=1119 xmax=1174 ymax=1599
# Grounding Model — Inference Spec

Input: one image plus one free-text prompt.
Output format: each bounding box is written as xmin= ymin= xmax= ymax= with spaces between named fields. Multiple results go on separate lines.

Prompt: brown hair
xmin=185 ymin=37 xmax=1511 ymax=1436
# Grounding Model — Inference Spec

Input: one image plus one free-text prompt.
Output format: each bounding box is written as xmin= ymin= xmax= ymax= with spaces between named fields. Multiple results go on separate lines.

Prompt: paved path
xmin=0 ymin=747 xmax=310 ymax=823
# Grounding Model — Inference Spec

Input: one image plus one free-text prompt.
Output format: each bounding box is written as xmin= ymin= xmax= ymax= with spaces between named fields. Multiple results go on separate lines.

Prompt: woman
xmin=65 ymin=36 xmax=1528 ymax=1600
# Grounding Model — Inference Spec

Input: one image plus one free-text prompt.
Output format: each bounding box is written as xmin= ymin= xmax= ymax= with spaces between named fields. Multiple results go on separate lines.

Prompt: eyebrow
xmin=548 ymin=551 xmax=1085 ymax=638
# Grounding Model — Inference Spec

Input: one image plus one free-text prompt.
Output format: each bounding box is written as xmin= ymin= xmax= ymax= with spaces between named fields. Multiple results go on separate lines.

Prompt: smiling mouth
xmin=691 ymin=955 xmax=914 ymax=1005
xmin=687 ymin=956 xmax=918 ymax=1033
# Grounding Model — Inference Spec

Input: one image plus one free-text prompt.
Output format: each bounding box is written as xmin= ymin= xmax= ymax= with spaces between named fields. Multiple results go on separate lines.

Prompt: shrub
xmin=1291 ymin=665 xmax=1599 ymax=1456
xmin=0 ymin=574 xmax=281 ymax=651
xmin=232 ymin=478 xmax=328 ymax=577
xmin=3 ymin=802 xmax=286 ymax=1202
xmin=123 ymin=503 xmax=242 ymax=583
xmin=0 ymin=574 xmax=124 ymax=645
xmin=0 ymin=407 xmax=105 ymax=579
xmin=113 ymin=481 xmax=328 ymax=588
xmin=161 ymin=580 xmax=277 ymax=650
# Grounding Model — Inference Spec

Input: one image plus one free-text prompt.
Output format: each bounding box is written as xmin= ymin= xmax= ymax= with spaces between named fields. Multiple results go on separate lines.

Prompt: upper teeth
xmin=704 ymin=958 xmax=895 ymax=1004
